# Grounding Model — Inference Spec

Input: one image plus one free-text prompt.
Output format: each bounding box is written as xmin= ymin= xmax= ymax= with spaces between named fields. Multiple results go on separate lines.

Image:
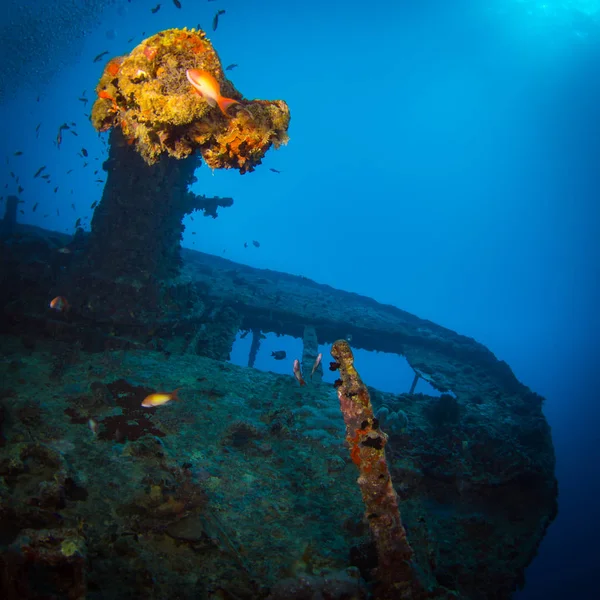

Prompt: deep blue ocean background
xmin=1 ymin=0 xmax=599 ymax=597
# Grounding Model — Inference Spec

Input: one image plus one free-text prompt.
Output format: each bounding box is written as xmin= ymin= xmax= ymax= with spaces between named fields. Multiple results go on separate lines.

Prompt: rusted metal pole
xmin=331 ymin=340 xmax=425 ymax=600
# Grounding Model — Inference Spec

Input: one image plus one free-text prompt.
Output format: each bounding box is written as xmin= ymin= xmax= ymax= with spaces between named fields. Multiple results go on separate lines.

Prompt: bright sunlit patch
xmin=229 ymin=331 xmax=302 ymax=376
xmin=229 ymin=333 xmax=445 ymax=397
xmin=489 ymin=0 xmax=600 ymax=44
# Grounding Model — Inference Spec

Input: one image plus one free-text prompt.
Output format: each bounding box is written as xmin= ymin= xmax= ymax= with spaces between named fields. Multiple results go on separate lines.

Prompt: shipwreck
xmin=0 ymin=27 xmax=556 ymax=600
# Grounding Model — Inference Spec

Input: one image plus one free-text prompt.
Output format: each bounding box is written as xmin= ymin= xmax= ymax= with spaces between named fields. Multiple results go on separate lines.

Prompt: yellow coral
xmin=90 ymin=28 xmax=290 ymax=172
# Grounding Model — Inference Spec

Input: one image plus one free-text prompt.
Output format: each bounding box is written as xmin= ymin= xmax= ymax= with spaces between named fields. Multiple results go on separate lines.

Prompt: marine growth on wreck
xmin=0 ymin=13 xmax=558 ymax=600
xmin=91 ymin=28 xmax=290 ymax=173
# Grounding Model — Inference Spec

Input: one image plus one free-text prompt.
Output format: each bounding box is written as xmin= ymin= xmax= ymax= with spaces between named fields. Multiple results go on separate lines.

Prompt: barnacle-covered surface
xmin=91 ymin=28 xmax=290 ymax=172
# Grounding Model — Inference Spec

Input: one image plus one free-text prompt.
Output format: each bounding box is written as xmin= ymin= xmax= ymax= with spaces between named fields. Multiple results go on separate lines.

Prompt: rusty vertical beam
xmin=330 ymin=340 xmax=424 ymax=600
xmin=409 ymin=372 xmax=420 ymax=394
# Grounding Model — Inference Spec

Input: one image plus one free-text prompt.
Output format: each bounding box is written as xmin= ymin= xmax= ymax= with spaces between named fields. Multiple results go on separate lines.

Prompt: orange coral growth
xmin=349 ymin=427 xmax=369 ymax=466
xmin=331 ymin=339 xmax=425 ymax=598
xmin=350 ymin=440 xmax=362 ymax=466
xmin=143 ymin=46 xmax=157 ymax=61
xmin=90 ymin=27 xmax=290 ymax=171
xmin=173 ymin=30 xmax=208 ymax=54
xmin=105 ymin=57 xmax=123 ymax=77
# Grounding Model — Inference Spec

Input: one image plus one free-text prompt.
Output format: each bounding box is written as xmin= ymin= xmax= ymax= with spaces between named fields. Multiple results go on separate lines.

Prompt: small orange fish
xmin=185 ymin=69 xmax=239 ymax=116
xmin=293 ymin=359 xmax=306 ymax=387
xmin=141 ymin=388 xmax=181 ymax=408
xmin=310 ymin=353 xmax=322 ymax=379
xmin=49 ymin=296 xmax=69 ymax=312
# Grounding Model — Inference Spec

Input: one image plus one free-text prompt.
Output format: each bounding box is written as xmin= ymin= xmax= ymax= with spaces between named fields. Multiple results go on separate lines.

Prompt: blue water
xmin=1 ymin=0 xmax=599 ymax=597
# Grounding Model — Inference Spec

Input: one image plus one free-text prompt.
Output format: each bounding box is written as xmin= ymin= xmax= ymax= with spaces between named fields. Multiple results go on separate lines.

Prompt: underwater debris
xmin=330 ymin=340 xmax=425 ymax=599
xmin=91 ymin=28 xmax=290 ymax=173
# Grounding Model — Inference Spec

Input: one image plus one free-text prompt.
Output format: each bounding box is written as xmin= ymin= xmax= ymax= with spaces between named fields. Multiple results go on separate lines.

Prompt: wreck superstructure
xmin=0 ymin=25 xmax=556 ymax=599
xmin=0 ymin=216 xmax=557 ymax=599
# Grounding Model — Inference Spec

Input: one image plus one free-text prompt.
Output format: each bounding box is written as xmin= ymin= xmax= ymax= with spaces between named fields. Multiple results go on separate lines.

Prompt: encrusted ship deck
xmin=0 ymin=221 xmax=557 ymax=599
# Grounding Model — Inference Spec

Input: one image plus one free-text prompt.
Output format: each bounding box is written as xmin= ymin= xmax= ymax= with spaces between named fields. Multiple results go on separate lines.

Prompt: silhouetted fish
xmin=213 ymin=9 xmax=225 ymax=31
xmin=93 ymin=51 xmax=109 ymax=63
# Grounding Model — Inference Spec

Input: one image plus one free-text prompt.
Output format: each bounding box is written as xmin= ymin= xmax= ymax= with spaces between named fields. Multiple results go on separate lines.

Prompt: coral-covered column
xmin=88 ymin=130 xmax=198 ymax=280
xmin=85 ymin=26 xmax=289 ymax=282
xmin=330 ymin=340 xmax=424 ymax=600
xmin=88 ymin=130 xmax=233 ymax=281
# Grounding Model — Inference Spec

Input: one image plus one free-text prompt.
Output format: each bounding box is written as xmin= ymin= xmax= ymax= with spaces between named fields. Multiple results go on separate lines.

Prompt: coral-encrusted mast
xmin=330 ymin=340 xmax=425 ymax=600
xmin=82 ymin=27 xmax=290 ymax=287
xmin=91 ymin=28 xmax=290 ymax=173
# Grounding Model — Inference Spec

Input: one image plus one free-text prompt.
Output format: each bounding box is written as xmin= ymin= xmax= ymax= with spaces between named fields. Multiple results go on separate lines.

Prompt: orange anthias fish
xmin=141 ymin=388 xmax=181 ymax=408
xmin=310 ymin=353 xmax=322 ymax=379
xmin=49 ymin=296 xmax=69 ymax=313
xmin=293 ymin=359 xmax=306 ymax=387
xmin=185 ymin=69 xmax=239 ymax=116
